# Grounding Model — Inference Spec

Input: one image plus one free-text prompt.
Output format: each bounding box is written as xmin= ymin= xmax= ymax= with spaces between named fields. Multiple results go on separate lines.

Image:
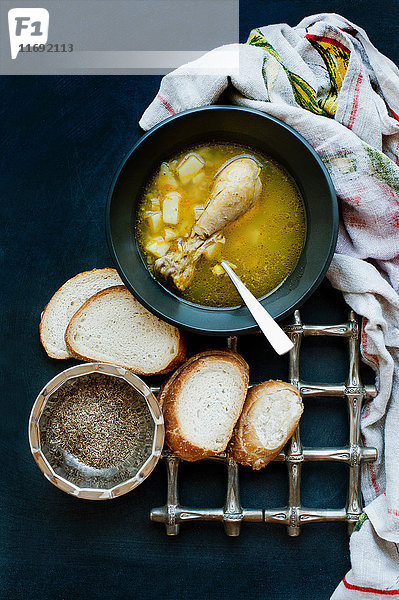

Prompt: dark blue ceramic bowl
xmin=106 ymin=106 xmax=337 ymax=335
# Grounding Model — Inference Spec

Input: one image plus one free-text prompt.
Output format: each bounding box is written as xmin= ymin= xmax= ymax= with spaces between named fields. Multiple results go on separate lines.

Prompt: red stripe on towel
xmin=305 ymin=33 xmax=350 ymax=53
xmin=347 ymin=71 xmax=363 ymax=130
xmin=343 ymin=576 xmax=399 ymax=595
xmin=157 ymin=93 xmax=175 ymax=115
xmin=389 ymin=108 xmax=399 ymax=122
xmin=369 ymin=461 xmax=381 ymax=496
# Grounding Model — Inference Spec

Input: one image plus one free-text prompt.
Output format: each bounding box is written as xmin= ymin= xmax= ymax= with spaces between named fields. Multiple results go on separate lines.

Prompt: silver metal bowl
xmin=28 ymin=363 xmax=164 ymax=500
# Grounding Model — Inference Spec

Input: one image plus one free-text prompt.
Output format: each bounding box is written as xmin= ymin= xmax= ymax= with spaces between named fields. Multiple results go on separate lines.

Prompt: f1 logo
xmin=8 ymin=8 xmax=49 ymax=59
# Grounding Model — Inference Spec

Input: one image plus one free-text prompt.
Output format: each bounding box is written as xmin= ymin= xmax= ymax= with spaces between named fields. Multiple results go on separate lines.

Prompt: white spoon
xmin=221 ymin=261 xmax=294 ymax=356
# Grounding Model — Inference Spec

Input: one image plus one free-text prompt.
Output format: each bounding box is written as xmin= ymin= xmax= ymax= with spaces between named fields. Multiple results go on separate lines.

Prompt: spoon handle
xmin=221 ymin=261 xmax=294 ymax=356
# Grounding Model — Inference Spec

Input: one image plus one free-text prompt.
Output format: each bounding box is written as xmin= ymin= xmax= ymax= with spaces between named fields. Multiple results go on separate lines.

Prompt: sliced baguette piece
xmin=229 ymin=380 xmax=303 ymax=469
xmin=40 ymin=268 xmax=123 ymax=359
xmin=160 ymin=350 xmax=249 ymax=461
xmin=65 ymin=285 xmax=186 ymax=375
xmin=157 ymin=349 xmax=246 ymax=408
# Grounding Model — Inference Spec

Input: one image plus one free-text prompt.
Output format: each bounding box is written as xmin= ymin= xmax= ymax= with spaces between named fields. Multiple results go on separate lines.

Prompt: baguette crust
xmin=65 ymin=285 xmax=186 ymax=375
xmin=161 ymin=350 xmax=249 ymax=461
xmin=40 ymin=267 xmax=121 ymax=359
xmin=157 ymin=349 xmax=247 ymax=407
xmin=230 ymin=380 xmax=303 ymax=469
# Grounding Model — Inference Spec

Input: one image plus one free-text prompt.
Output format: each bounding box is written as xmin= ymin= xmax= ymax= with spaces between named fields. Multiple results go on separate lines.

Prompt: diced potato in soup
xmin=145 ymin=236 xmax=169 ymax=258
xmin=211 ymin=264 xmax=225 ymax=276
xmin=158 ymin=162 xmax=178 ymax=189
xmin=164 ymin=228 xmax=177 ymax=241
xmin=147 ymin=211 xmax=162 ymax=232
xmin=163 ymin=191 xmax=181 ymax=225
xmin=135 ymin=142 xmax=306 ymax=307
xmin=150 ymin=198 xmax=160 ymax=210
xmin=192 ymin=171 xmax=206 ymax=187
xmin=177 ymin=153 xmax=204 ymax=182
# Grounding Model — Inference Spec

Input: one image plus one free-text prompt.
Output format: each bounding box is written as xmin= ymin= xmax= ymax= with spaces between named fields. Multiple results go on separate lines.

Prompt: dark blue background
xmin=1 ymin=2 xmax=398 ymax=599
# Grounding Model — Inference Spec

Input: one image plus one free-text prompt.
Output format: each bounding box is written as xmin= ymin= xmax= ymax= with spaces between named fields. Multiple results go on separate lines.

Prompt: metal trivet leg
xmin=151 ymin=452 xmax=181 ymax=535
xmin=278 ymin=310 xmax=378 ymax=536
xmin=151 ymin=311 xmax=378 ymax=536
xmin=150 ymin=450 xmax=263 ymax=536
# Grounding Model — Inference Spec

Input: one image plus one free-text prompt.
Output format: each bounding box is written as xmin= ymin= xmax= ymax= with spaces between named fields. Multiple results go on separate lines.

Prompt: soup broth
xmin=136 ymin=142 xmax=306 ymax=308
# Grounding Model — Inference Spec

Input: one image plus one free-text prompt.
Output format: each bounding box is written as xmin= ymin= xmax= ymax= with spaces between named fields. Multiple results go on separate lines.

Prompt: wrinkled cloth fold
xmin=140 ymin=13 xmax=399 ymax=597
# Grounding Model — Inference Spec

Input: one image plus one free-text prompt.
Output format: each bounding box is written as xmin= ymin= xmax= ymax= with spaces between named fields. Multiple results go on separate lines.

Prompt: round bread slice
xmin=161 ymin=350 xmax=249 ymax=461
xmin=40 ymin=268 xmax=123 ymax=359
xmin=157 ymin=349 xmax=247 ymax=408
xmin=65 ymin=285 xmax=186 ymax=375
xmin=229 ymin=380 xmax=303 ymax=469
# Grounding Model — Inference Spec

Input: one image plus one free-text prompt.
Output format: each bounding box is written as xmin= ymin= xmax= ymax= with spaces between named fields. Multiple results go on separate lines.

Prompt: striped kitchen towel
xmin=140 ymin=13 xmax=399 ymax=598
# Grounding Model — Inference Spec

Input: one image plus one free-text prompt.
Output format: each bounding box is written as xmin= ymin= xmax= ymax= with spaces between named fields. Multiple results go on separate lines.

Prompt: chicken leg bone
xmin=154 ymin=156 xmax=262 ymax=291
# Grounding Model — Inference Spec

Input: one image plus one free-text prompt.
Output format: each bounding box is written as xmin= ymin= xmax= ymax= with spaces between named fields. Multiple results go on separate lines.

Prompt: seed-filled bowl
xmin=28 ymin=363 xmax=164 ymax=500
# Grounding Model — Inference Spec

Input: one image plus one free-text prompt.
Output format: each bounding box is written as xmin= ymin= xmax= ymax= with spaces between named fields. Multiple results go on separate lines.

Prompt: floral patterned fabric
xmin=140 ymin=13 xmax=399 ymax=597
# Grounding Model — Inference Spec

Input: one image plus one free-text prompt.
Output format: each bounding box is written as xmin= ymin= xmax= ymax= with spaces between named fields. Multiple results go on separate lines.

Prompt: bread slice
xmin=65 ymin=285 xmax=186 ymax=375
xmin=160 ymin=350 xmax=249 ymax=461
xmin=229 ymin=380 xmax=303 ymax=469
xmin=157 ymin=349 xmax=243 ymax=408
xmin=40 ymin=268 xmax=123 ymax=359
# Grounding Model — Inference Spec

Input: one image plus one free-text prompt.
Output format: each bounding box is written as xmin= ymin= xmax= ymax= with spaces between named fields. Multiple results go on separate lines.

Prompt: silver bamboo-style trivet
xmin=150 ymin=310 xmax=377 ymax=536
